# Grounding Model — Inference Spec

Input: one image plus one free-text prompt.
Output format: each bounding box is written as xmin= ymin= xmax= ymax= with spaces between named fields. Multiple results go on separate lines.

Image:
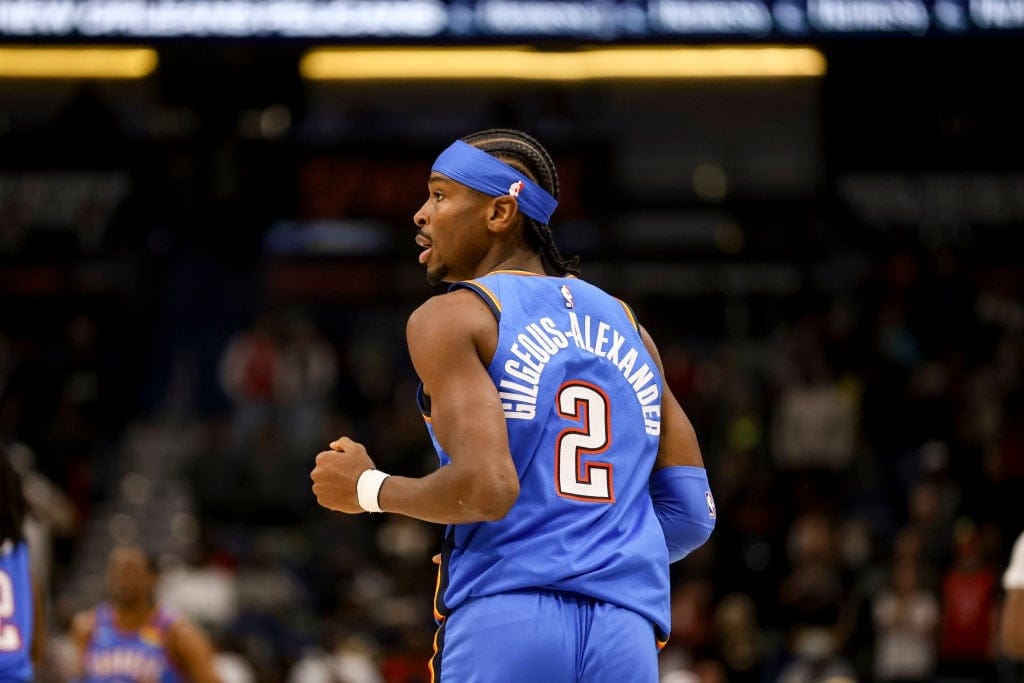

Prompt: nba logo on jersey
xmin=705 ymin=491 xmax=717 ymax=519
xmin=560 ymin=284 xmax=574 ymax=309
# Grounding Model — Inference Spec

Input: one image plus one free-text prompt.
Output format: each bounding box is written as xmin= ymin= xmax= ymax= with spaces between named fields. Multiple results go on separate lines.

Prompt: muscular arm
xmin=640 ymin=327 xmax=715 ymax=562
xmin=377 ymin=290 xmax=519 ymax=523
xmin=311 ymin=289 xmax=519 ymax=524
xmin=168 ymin=618 xmax=221 ymax=683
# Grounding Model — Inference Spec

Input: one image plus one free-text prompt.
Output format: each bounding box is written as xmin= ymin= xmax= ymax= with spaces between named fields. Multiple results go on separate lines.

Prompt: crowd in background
xmin=1 ymin=236 xmax=1022 ymax=683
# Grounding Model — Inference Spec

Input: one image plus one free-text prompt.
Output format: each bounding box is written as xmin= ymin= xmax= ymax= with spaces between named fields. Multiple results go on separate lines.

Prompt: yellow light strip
xmin=301 ymin=45 xmax=826 ymax=81
xmin=0 ymin=46 xmax=158 ymax=79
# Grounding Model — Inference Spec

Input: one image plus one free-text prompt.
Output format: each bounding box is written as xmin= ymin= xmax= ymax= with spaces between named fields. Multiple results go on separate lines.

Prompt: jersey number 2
xmin=0 ymin=570 xmax=22 ymax=651
xmin=555 ymin=382 xmax=614 ymax=503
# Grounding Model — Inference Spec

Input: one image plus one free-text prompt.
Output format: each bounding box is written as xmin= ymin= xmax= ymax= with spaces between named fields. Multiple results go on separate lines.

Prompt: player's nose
xmin=413 ymin=201 xmax=429 ymax=227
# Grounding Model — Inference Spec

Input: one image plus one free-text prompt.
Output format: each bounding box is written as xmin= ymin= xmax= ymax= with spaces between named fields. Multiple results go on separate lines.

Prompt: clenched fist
xmin=310 ymin=436 xmax=376 ymax=514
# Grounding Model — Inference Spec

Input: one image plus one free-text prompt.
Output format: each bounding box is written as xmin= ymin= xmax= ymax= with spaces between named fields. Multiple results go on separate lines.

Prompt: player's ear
xmin=486 ymin=195 xmax=519 ymax=234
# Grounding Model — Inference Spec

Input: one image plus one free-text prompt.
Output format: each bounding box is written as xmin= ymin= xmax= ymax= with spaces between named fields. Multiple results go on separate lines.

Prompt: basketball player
xmin=0 ymin=451 xmax=45 ymax=682
xmin=311 ymin=129 xmax=716 ymax=682
xmin=71 ymin=545 xmax=221 ymax=682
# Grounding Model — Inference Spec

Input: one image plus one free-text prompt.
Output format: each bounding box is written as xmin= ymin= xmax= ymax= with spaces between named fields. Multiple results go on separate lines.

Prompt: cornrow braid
xmin=461 ymin=128 xmax=581 ymax=277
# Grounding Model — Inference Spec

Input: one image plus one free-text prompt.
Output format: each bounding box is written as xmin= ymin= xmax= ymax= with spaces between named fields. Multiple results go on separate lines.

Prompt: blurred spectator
xmin=287 ymin=632 xmax=384 ymax=683
xmin=775 ymin=513 xmax=856 ymax=682
xmin=891 ymin=527 xmax=928 ymax=578
xmin=777 ymin=514 xmax=846 ymax=652
xmin=668 ymin=578 xmax=715 ymax=661
xmin=276 ymin=312 xmax=338 ymax=452
xmin=690 ymin=659 xmax=728 ymax=683
xmin=711 ymin=593 xmax=763 ymax=682
xmin=937 ymin=521 xmax=999 ymax=682
xmin=776 ymin=649 xmax=857 ymax=683
xmin=378 ymin=626 xmax=430 ymax=683
xmin=212 ymin=311 xmax=339 ymax=518
xmin=375 ymin=517 xmax=433 ymax=567
xmin=215 ymin=649 xmax=257 ymax=683
xmin=289 ymin=649 xmax=335 ymax=683
xmin=906 ymin=479 xmax=958 ymax=571
xmin=772 ymin=383 xmax=858 ymax=471
xmin=333 ymin=634 xmax=384 ymax=683
xmin=872 ymin=558 xmax=939 ymax=682
xmin=157 ymin=556 xmax=239 ymax=632
xmin=218 ymin=315 xmax=280 ymax=451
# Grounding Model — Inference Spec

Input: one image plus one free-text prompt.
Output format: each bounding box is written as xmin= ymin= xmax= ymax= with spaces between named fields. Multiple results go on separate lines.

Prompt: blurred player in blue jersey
xmin=311 ymin=129 xmax=716 ymax=682
xmin=0 ymin=450 xmax=45 ymax=682
xmin=71 ymin=545 xmax=221 ymax=683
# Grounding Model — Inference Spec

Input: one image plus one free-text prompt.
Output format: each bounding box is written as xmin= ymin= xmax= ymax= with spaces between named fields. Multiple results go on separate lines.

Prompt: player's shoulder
xmin=71 ymin=606 xmax=97 ymax=626
xmin=408 ymin=288 xmax=496 ymax=336
xmin=162 ymin=608 xmax=194 ymax=639
xmin=70 ymin=607 xmax=98 ymax=642
xmin=154 ymin=602 xmax=182 ymax=625
xmin=164 ymin=610 xmax=215 ymax=661
xmin=557 ymin=275 xmax=614 ymax=301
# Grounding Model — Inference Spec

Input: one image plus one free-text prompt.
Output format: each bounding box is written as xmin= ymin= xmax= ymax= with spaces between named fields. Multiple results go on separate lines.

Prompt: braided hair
xmin=0 ymin=449 xmax=27 ymax=546
xmin=460 ymin=129 xmax=580 ymax=277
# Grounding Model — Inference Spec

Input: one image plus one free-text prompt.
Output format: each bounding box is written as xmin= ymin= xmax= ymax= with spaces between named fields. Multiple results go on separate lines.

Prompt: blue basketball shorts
xmin=429 ymin=589 xmax=660 ymax=683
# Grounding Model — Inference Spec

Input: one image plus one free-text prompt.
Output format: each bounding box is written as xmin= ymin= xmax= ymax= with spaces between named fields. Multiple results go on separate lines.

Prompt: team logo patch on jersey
xmin=560 ymin=284 xmax=574 ymax=309
xmin=508 ymin=180 xmax=524 ymax=198
xmin=705 ymin=491 xmax=717 ymax=519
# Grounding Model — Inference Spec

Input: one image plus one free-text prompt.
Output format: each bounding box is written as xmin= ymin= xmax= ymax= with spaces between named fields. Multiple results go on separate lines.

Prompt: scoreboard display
xmin=0 ymin=0 xmax=1021 ymax=41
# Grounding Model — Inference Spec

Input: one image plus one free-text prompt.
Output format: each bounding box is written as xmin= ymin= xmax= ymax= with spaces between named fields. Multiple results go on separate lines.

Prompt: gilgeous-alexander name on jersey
xmin=496 ymin=308 xmax=661 ymax=435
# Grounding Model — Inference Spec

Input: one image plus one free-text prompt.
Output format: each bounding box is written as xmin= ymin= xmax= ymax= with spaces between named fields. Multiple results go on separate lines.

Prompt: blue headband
xmin=431 ymin=140 xmax=558 ymax=225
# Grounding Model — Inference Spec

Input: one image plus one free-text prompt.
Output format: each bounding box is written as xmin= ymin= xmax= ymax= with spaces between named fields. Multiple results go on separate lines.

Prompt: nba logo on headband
xmin=509 ymin=180 xmax=524 ymax=198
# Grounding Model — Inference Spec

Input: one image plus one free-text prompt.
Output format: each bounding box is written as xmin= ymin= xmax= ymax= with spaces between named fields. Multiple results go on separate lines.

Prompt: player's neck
xmin=475 ymin=250 xmax=545 ymax=278
xmin=113 ymin=600 xmax=155 ymax=630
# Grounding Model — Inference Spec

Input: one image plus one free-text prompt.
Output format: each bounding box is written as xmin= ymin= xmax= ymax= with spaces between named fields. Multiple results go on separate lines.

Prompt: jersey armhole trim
xmin=616 ymin=298 xmax=640 ymax=331
xmin=417 ymin=383 xmax=432 ymax=419
xmin=450 ymin=280 xmax=501 ymax=321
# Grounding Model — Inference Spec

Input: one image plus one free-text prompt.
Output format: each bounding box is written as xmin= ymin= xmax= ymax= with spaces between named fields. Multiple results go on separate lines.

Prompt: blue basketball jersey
xmin=0 ymin=540 xmax=34 ymax=683
xmin=420 ymin=271 xmax=670 ymax=642
xmin=82 ymin=603 xmax=182 ymax=683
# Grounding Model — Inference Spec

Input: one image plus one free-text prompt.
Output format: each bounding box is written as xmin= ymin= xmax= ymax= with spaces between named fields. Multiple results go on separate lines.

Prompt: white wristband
xmin=356 ymin=469 xmax=390 ymax=513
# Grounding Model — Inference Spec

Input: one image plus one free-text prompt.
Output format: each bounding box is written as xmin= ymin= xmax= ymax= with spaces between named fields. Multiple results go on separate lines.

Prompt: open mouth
xmin=416 ymin=233 xmax=433 ymax=264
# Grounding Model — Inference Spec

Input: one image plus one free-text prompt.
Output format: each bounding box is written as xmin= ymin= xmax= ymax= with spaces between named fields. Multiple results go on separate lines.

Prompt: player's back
xmin=0 ymin=540 xmax=34 ymax=682
xmin=426 ymin=271 xmax=670 ymax=641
